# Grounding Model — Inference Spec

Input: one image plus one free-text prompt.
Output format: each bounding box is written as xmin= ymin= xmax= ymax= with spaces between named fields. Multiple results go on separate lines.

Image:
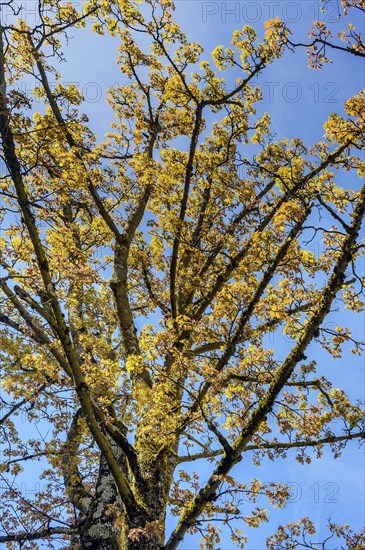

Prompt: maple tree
xmin=0 ymin=0 xmax=364 ymax=548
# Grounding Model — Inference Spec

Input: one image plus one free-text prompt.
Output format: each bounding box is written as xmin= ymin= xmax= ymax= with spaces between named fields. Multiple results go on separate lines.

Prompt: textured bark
xmin=123 ymin=534 xmax=162 ymax=550
xmin=77 ymin=460 xmax=169 ymax=550
xmin=121 ymin=452 xmax=176 ymax=550
xmin=77 ymin=433 xmax=174 ymax=550
xmin=78 ymin=453 xmax=123 ymax=550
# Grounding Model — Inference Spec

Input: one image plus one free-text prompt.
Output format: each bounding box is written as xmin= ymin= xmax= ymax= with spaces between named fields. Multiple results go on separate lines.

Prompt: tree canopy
xmin=0 ymin=0 xmax=364 ymax=548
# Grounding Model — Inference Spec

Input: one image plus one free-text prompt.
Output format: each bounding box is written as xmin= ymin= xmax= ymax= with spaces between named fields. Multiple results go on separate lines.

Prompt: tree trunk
xmin=123 ymin=456 xmax=175 ymax=550
xmin=76 ymin=447 xmax=175 ymax=549
xmin=77 ymin=460 xmax=167 ymax=549
xmin=78 ymin=454 xmax=124 ymax=549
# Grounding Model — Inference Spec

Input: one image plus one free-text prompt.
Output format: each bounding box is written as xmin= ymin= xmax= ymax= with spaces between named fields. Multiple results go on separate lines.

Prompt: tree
xmin=0 ymin=0 xmax=364 ymax=548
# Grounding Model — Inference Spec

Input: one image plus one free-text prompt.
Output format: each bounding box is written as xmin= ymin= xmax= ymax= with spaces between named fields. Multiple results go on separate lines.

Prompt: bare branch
xmin=0 ymin=526 xmax=77 ymax=544
xmin=176 ymin=431 xmax=365 ymax=464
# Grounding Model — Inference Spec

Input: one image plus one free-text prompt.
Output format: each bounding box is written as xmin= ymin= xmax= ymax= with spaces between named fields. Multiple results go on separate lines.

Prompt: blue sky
xmin=0 ymin=1 xmax=364 ymax=548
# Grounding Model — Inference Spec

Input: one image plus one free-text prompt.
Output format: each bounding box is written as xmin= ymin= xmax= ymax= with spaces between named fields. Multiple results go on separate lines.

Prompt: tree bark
xmin=76 ymin=439 xmax=175 ymax=549
xmin=78 ymin=453 xmax=124 ymax=549
xmin=77 ymin=460 xmax=168 ymax=549
xmin=120 ymin=452 xmax=176 ymax=550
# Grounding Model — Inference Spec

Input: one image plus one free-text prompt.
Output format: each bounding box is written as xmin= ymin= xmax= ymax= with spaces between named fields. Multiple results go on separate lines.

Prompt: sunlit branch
xmin=35 ymin=6 xmax=100 ymax=50
xmin=0 ymin=278 xmax=72 ymax=375
xmin=176 ymin=430 xmax=365 ymax=464
xmin=0 ymin=311 xmax=43 ymax=344
xmin=0 ymin=28 xmax=148 ymax=520
xmin=189 ymin=300 xmax=315 ymax=356
xmin=13 ymin=283 xmax=57 ymax=327
xmin=165 ymin=180 xmax=365 ymax=550
xmin=191 ymin=143 xmax=349 ymax=324
xmin=181 ymin=205 xmax=312 ymax=425
xmin=170 ymin=103 xmax=204 ymax=318
xmin=29 ymin=33 xmax=153 ymax=390
xmin=142 ymin=263 xmax=170 ymax=315
xmin=317 ymin=195 xmax=351 ymax=231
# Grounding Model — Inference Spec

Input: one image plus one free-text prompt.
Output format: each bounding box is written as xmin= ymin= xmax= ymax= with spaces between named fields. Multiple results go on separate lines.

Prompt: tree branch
xmin=0 ymin=526 xmax=77 ymax=544
xmin=288 ymin=37 xmax=365 ymax=59
xmin=165 ymin=179 xmax=365 ymax=550
xmin=170 ymin=103 xmax=204 ymax=318
xmin=0 ymin=26 xmax=148 ymax=521
xmin=180 ymin=204 xmax=312 ymax=427
xmin=192 ymin=143 xmax=349 ymax=324
xmin=0 ymin=277 xmax=72 ymax=376
xmin=189 ymin=300 xmax=314 ymax=356
xmin=176 ymin=431 xmax=365 ymax=463
xmin=0 ymin=383 xmax=47 ymax=426
xmin=61 ymin=408 xmax=93 ymax=515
